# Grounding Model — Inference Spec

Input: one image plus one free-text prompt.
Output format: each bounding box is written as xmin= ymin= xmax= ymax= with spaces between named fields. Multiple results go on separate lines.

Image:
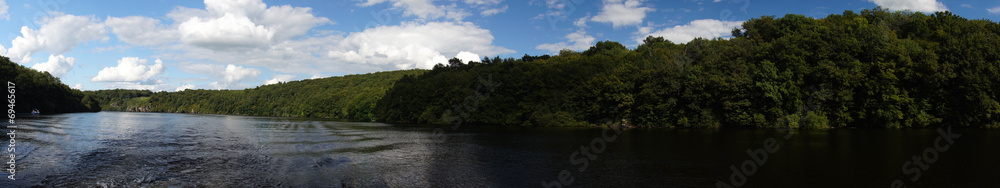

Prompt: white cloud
xmin=637 ymin=19 xmax=743 ymax=44
xmin=591 ymin=0 xmax=654 ymax=28
xmin=179 ymin=13 xmax=275 ymax=50
xmin=0 ymin=0 xmax=8 ymax=20
xmin=327 ymin=21 xmax=513 ymax=70
xmin=73 ymin=84 xmax=83 ymax=90
xmin=960 ymin=4 xmax=973 ymax=8
xmin=177 ymin=63 xmax=263 ymax=89
xmin=105 ymin=16 xmax=179 ymax=46
xmin=455 ymin=51 xmax=481 ymax=63
xmin=868 ymin=0 xmax=947 ymax=13
xmin=141 ymin=0 xmax=342 ymax=79
xmin=166 ymin=6 xmax=214 ymax=23
xmin=536 ymin=29 xmax=595 ymax=54
xmin=217 ymin=64 xmax=261 ymax=88
xmin=92 ymin=57 xmax=165 ymax=84
xmin=358 ymin=0 xmax=468 ymax=21
xmin=255 ymin=4 xmax=333 ymax=41
xmin=989 ymin=7 xmax=1000 ymax=14
xmin=172 ymin=0 xmax=330 ymax=50
xmin=176 ymin=84 xmax=196 ymax=91
xmin=4 ymin=14 xmax=106 ymax=63
xmin=30 ymin=54 xmax=75 ymax=78
xmin=204 ymin=0 xmax=266 ymax=17
xmin=575 ymin=15 xmax=590 ymax=27
xmin=464 ymin=0 xmax=507 ymax=16
xmin=481 ymin=5 xmax=508 ymax=16
xmin=263 ymin=74 xmax=297 ymax=85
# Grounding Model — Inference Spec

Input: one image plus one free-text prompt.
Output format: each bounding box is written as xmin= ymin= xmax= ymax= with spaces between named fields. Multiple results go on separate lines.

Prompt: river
xmin=1 ymin=112 xmax=997 ymax=187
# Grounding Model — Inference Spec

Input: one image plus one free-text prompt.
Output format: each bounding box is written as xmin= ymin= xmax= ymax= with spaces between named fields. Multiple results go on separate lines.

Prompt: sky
xmin=0 ymin=0 xmax=997 ymax=91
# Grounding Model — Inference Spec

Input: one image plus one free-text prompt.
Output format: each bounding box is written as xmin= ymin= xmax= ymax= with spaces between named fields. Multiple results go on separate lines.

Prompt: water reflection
xmin=0 ymin=112 xmax=997 ymax=187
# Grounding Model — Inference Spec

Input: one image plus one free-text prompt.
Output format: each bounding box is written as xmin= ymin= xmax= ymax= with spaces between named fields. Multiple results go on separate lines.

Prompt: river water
xmin=0 ymin=112 xmax=997 ymax=187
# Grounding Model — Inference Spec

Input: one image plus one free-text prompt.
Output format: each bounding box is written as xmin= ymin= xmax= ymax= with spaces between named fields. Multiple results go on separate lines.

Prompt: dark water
xmin=0 ymin=112 xmax=997 ymax=187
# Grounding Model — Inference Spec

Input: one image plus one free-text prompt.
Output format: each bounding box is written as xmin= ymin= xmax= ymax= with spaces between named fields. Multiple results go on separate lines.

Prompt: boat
xmin=31 ymin=108 xmax=40 ymax=115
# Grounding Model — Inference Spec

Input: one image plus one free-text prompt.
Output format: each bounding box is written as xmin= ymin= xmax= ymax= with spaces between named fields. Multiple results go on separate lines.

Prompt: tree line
xmin=377 ymin=8 xmax=1000 ymax=128
xmin=87 ymin=69 xmax=426 ymax=120
xmin=0 ymin=56 xmax=100 ymax=114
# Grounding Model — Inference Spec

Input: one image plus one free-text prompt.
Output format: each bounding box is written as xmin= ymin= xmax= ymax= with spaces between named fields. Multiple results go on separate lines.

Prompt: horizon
xmin=0 ymin=0 xmax=997 ymax=91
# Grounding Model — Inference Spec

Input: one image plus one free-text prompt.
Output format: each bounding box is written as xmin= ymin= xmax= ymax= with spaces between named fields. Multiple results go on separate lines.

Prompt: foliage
xmin=85 ymin=89 xmax=154 ymax=111
xmin=377 ymin=8 xmax=1000 ymax=128
xmin=0 ymin=56 xmax=100 ymax=114
xmin=90 ymin=69 xmax=426 ymax=120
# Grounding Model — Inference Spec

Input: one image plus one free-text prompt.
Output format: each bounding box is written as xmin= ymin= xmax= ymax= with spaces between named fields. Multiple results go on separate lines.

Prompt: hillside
xmin=0 ymin=56 xmax=100 ymax=114
xmin=89 ymin=69 xmax=426 ymax=120
xmin=376 ymin=8 xmax=1000 ymax=128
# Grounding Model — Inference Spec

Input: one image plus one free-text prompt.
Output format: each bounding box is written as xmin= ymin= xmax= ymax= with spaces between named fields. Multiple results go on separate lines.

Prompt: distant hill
xmin=87 ymin=69 xmax=426 ymax=120
xmin=0 ymin=56 xmax=100 ymax=114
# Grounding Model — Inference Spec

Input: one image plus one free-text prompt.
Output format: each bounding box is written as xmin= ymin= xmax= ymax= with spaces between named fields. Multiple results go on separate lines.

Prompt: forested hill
xmin=87 ymin=69 xmax=426 ymax=120
xmin=377 ymin=8 xmax=1000 ymax=128
xmin=0 ymin=56 xmax=101 ymax=114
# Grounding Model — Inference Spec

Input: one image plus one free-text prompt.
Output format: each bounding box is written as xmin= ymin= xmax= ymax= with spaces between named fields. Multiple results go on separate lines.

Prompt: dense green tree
xmin=89 ymin=69 xmax=425 ymax=120
xmin=0 ymin=56 xmax=100 ymax=114
xmin=376 ymin=8 xmax=1000 ymax=128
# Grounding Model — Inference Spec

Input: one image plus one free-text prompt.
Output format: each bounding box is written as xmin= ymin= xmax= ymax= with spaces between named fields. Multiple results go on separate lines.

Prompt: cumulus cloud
xmin=868 ymin=0 xmax=947 ymax=13
xmin=205 ymin=0 xmax=266 ymax=16
xmin=4 ymin=14 xmax=106 ymax=63
xmin=591 ymin=0 xmax=654 ymax=28
xmin=263 ymin=74 xmax=297 ymax=85
xmin=105 ymin=16 xmax=179 ymax=46
xmin=179 ymin=13 xmax=275 ymax=50
xmin=176 ymin=84 xmax=196 ymax=91
xmin=536 ymin=29 xmax=596 ymax=53
xmin=140 ymin=0 xmax=345 ymax=78
xmin=30 ymin=54 xmax=76 ymax=78
xmin=178 ymin=63 xmax=263 ymax=89
xmin=327 ymin=21 xmax=513 ymax=70
xmin=637 ymin=19 xmax=743 ymax=44
xmin=92 ymin=57 xmax=165 ymax=84
xmin=73 ymin=84 xmax=83 ymax=90
xmin=172 ymin=0 xmax=330 ymax=50
xmin=212 ymin=64 xmax=261 ymax=89
xmin=223 ymin=64 xmax=261 ymax=84
xmin=455 ymin=51 xmax=481 ymax=63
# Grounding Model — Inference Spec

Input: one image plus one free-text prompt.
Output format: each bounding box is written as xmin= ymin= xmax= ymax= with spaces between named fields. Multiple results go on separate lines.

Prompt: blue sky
xmin=0 ymin=0 xmax=997 ymax=91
